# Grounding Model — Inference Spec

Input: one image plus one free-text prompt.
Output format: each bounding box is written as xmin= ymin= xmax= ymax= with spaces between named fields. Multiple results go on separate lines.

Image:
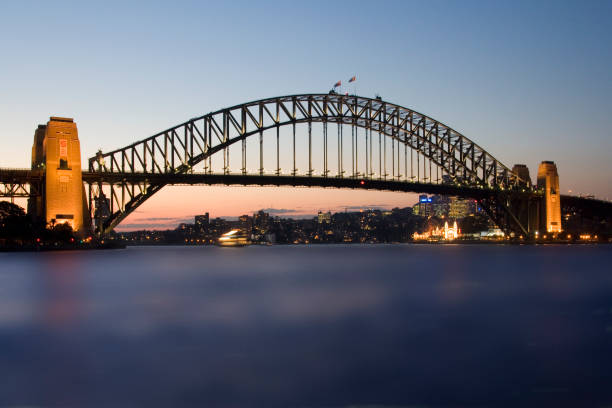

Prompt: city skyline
xmin=115 ymin=186 xmax=421 ymax=230
xmin=2 ymin=1 xmax=611 ymax=230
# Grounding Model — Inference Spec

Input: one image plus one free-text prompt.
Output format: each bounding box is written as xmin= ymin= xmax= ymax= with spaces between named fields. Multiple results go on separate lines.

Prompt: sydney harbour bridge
xmin=1 ymin=93 xmax=609 ymax=237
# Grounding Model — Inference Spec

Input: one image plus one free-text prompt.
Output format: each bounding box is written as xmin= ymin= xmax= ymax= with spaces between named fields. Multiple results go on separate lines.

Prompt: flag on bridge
xmin=333 ymin=80 xmax=341 ymax=88
xmin=348 ymin=76 xmax=356 ymax=83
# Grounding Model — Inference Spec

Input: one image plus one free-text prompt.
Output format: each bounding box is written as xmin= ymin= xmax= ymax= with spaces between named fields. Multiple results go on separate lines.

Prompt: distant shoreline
xmin=2 ymin=240 xmax=609 ymax=252
xmin=0 ymin=241 xmax=126 ymax=252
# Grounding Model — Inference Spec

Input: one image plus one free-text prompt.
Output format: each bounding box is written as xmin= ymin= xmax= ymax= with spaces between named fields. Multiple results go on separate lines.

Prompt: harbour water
xmin=0 ymin=244 xmax=611 ymax=407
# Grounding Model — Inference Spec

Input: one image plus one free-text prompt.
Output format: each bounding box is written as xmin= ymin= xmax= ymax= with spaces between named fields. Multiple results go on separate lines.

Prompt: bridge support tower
xmin=537 ymin=161 xmax=562 ymax=234
xmin=28 ymin=117 xmax=90 ymax=235
xmin=505 ymin=164 xmax=539 ymax=236
xmin=506 ymin=162 xmax=562 ymax=238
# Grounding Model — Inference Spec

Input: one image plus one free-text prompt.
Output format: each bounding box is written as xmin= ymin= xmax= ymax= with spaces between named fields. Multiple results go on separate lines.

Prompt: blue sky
xmin=1 ymin=0 xmax=611 ymax=226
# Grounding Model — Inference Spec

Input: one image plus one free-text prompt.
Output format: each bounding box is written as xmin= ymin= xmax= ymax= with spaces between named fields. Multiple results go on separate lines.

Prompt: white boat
xmin=217 ymin=229 xmax=251 ymax=247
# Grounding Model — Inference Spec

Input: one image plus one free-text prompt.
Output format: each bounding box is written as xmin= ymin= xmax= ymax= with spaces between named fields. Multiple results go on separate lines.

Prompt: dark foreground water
xmin=0 ymin=245 xmax=611 ymax=407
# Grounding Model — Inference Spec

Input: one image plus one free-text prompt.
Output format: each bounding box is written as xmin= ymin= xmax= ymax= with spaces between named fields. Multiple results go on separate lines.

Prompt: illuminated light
xmin=36 ymin=238 xmax=41 ymax=243
xmin=413 ymin=220 xmax=461 ymax=241
xmin=360 ymin=180 xmax=365 ymax=185
xmin=70 ymin=238 xmax=74 ymax=243
xmin=218 ymin=229 xmax=251 ymax=246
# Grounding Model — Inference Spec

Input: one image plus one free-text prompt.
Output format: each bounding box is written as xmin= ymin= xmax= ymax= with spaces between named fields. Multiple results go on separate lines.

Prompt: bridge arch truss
xmin=87 ymin=94 xmax=529 ymax=234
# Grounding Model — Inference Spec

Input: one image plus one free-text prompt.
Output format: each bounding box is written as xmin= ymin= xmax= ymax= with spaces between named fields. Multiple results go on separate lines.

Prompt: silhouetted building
xmin=253 ymin=210 xmax=270 ymax=234
xmin=238 ymin=214 xmax=253 ymax=233
xmin=195 ymin=213 xmax=209 ymax=231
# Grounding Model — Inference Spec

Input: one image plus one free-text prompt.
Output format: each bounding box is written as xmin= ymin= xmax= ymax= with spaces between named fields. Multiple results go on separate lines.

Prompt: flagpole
xmin=348 ymin=75 xmax=356 ymax=96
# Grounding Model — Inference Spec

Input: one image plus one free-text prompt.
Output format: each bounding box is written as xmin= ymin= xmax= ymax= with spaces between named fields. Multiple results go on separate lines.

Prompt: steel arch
xmin=87 ymin=94 xmax=529 ymax=234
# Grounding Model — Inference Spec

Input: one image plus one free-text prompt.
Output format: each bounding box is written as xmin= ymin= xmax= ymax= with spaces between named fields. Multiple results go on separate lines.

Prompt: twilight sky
xmin=1 ymin=0 xmax=611 ymax=230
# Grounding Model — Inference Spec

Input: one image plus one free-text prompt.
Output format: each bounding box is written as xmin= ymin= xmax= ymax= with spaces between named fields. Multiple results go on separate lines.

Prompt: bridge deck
xmin=3 ymin=168 xmax=610 ymax=217
xmin=5 ymin=168 xmax=610 ymax=209
xmin=0 ymin=168 xmax=43 ymax=182
xmin=81 ymin=171 xmax=525 ymax=200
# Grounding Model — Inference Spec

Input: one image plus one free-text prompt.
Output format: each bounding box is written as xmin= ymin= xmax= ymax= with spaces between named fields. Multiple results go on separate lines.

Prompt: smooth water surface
xmin=0 ymin=244 xmax=611 ymax=407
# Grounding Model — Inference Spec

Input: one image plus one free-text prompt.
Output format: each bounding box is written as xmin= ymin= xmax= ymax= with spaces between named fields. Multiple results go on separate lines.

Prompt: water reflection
xmin=38 ymin=253 xmax=84 ymax=329
xmin=0 ymin=245 xmax=610 ymax=407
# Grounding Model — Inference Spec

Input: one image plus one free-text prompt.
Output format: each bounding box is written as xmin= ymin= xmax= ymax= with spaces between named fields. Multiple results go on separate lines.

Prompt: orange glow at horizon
xmin=115 ymin=185 xmax=419 ymax=231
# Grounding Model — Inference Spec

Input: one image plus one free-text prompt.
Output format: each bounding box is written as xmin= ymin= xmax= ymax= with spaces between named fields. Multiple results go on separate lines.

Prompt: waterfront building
xmin=238 ymin=214 xmax=253 ymax=233
xmin=209 ymin=217 xmax=230 ymax=237
xmin=444 ymin=220 xmax=460 ymax=240
xmin=318 ymin=211 xmax=332 ymax=224
xmin=413 ymin=220 xmax=460 ymax=241
xmin=480 ymin=228 xmax=505 ymax=239
xmin=253 ymin=210 xmax=270 ymax=234
xmin=178 ymin=223 xmax=195 ymax=234
xmin=195 ymin=213 xmax=209 ymax=230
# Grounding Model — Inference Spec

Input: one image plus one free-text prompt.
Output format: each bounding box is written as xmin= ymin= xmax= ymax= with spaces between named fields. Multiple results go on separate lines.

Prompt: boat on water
xmin=217 ymin=229 xmax=252 ymax=247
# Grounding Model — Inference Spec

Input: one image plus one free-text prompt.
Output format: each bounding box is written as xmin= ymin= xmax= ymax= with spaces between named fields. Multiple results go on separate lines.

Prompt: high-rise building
xmin=238 ymin=214 xmax=253 ymax=233
xmin=413 ymin=195 xmax=452 ymax=217
xmin=432 ymin=195 xmax=450 ymax=218
xmin=253 ymin=210 xmax=270 ymax=234
xmin=195 ymin=213 xmax=209 ymax=230
xmin=413 ymin=195 xmax=433 ymax=217
xmin=449 ymin=197 xmax=477 ymax=219
xmin=537 ymin=161 xmax=562 ymax=233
